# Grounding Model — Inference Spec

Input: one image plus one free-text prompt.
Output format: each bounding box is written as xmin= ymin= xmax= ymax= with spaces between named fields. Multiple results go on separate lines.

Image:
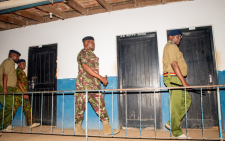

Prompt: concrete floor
xmin=0 ymin=126 xmax=224 ymax=141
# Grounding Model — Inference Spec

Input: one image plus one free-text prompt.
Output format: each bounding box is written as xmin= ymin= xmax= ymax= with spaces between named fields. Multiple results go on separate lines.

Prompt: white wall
xmin=0 ymin=0 xmax=224 ymax=79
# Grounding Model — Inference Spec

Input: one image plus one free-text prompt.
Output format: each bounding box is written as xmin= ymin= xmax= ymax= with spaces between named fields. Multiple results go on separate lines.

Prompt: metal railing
xmin=0 ymin=85 xmax=225 ymax=141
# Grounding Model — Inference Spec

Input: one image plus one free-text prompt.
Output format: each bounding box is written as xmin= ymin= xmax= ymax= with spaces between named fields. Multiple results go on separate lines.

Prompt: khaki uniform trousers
xmin=164 ymin=73 xmax=192 ymax=137
xmin=0 ymin=86 xmax=16 ymax=129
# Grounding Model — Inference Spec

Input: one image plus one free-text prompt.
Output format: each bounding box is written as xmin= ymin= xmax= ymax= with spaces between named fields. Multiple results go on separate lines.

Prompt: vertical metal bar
xmin=217 ymin=87 xmax=223 ymax=140
xmin=200 ymin=88 xmax=204 ymax=139
xmin=51 ymin=92 xmax=54 ymax=134
xmin=126 ymin=91 xmax=127 ymax=137
xmin=11 ymin=93 xmax=14 ymax=130
xmin=41 ymin=93 xmax=43 ymax=133
xmin=30 ymin=92 xmax=33 ymax=132
xmin=2 ymin=94 xmax=5 ymax=130
xmin=154 ymin=90 xmax=156 ymax=138
xmin=85 ymin=91 xmax=88 ymax=141
xmin=74 ymin=92 xmax=76 ymax=135
xmin=62 ymin=92 xmax=64 ymax=133
xmin=21 ymin=93 xmax=23 ymax=131
xmin=110 ymin=91 xmax=113 ymax=136
xmin=139 ymin=91 xmax=141 ymax=137
xmin=98 ymin=91 xmax=100 ymax=136
xmin=185 ymin=88 xmax=188 ymax=138
xmin=169 ymin=89 xmax=172 ymax=138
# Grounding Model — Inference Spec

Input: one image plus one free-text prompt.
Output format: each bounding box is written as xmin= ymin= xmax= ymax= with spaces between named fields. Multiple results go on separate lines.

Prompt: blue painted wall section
xmin=12 ymin=106 xmax=26 ymax=127
xmin=218 ymin=71 xmax=225 ymax=131
xmin=57 ymin=78 xmax=76 ymax=129
xmin=160 ymin=75 xmax=170 ymax=131
xmin=57 ymin=76 xmax=119 ymax=129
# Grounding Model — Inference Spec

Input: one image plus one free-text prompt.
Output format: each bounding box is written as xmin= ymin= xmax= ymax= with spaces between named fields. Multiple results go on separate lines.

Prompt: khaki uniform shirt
xmin=163 ymin=40 xmax=188 ymax=76
xmin=0 ymin=58 xmax=17 ymax=87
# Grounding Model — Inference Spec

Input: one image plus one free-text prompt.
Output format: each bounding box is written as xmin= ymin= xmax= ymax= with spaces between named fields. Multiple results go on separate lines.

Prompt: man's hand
xmin=182 ymin=81 xmax=189 ymax=90
xmin=3 ymin=88 xmax=8 ymax=93
xmin=82 ymin=64 xmax=108 ymax=86
xmin=3 ymin=88 xmax=8 ymax=97
xmin=23 ymin=95 xmax=29 ymax=99
xmin=182 ymin=81 xmax=189 ymax=87
xmin=100 ymin=77 xmax=108 ymax=86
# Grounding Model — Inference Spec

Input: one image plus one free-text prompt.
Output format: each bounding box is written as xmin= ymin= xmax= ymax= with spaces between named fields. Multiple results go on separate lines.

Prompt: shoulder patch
xmin=170 ymin=42 xmax=174 ymax=44
xmin=8 ymin=59 xmax=10 ymax=60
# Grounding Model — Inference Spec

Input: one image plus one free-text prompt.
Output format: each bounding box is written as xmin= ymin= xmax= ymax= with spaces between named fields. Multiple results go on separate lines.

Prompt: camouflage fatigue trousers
xmin=75 ymin=92 xmax=109 ymax=124
xmin=10 ymin=96 xmax=35 ymax=126
xmin=0 ymin=86 xmax=16 ymax=129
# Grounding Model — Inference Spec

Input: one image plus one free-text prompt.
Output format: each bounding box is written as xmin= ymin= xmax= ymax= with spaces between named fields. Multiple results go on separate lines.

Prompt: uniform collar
xmin=168 ymin=40 xmax=175 ymax=44
xmin=84 ymin=47 xmax=94 ymax=53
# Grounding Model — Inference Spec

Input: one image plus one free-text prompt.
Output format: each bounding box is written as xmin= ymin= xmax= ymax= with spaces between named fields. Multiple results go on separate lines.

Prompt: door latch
xmin=31 ymin=80 xmax=35 ymax=90
xmin=209 ymin=75 xmax=212 ymax=83
xmin=31 ymin=77 xmax=37 ymax=90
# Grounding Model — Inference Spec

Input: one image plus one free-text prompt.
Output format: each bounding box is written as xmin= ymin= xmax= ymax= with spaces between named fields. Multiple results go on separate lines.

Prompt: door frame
xmin=27 ymin=43 xmax=58 ymax=125
xmin=117 ymin=32 xmax=161 ymax=128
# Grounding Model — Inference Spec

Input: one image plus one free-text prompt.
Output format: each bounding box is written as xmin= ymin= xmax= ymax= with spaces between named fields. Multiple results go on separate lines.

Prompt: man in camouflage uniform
xmin=11 ymin=59 xmax=40 ymax=128
xmin=0 ymin=50 xmax=20 ymax=130
xmin=75 ymin=36 xmax=120 ymax=135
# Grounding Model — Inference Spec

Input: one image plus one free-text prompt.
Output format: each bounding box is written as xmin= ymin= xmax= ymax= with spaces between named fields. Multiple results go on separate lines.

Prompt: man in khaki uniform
xmin=0 ymin=50 xmax=20 ymax=130
xmin=163 ymin=29 xmax=192 ymax=138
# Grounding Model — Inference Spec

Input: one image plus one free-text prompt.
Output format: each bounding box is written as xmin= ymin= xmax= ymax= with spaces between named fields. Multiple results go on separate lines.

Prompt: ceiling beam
xmin=0 ymin=21 xmax=10 ymax=29
xmin=0 ymin=14 xmax=25 ymax=26
xmin=162 ymin=0 xmax=166 ymax=3
xmin=66 ymin=0 xmax=87 ymax=15
xmin=96 ymin=0 xmax=112 ymax=11
xmin=76 ymin=0 xmax=95 ymax=4
xmin=37 ymin=5 xmax=66 ymax=20
xmin=112 ymin=2 xmax=134 ymax=11
xmin=0 ymin=21 xmax=20 ymax=29
xmin=14 ymin=10 xmax=45 ymax=23
xmin=87 ymin=7 xmax=107 ymax=15
xmin=137 ymin=0 xmax=161 ymax=7
xmin=162 ymin=0 xmax=187 ymax=3
xmin=65 ymin=10 xmax=82 ymax=18
xmin=133 ymin=0 xmax=137 ymax=7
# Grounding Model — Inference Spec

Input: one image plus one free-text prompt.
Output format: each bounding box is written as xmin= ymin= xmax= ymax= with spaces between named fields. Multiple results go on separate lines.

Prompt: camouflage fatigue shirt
xmin=76 ymin=48 xmax=101 ymax=90
xmin=15 ymin=68 xmax=28 ymax=92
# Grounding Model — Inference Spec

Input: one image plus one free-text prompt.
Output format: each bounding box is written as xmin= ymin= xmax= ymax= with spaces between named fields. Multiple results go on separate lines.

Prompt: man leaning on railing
xmin=162 ymin=29 xmax=192 ymax=139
